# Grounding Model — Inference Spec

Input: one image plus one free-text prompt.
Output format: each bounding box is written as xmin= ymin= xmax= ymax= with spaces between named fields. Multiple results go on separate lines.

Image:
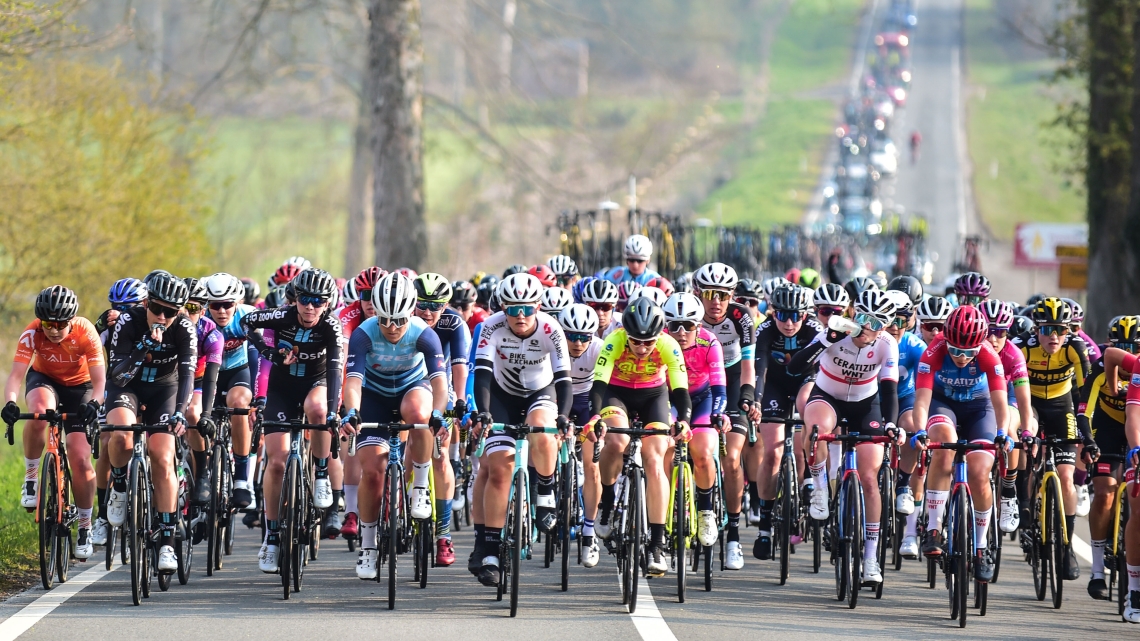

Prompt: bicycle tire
xmin=874 ymin=464 xmax=893 ymax=600
xmin=1031 ymin=512 xmax=1046 ymax=601
xmin=1047 ymin=479 xmax=1064 ymax=609
xmin=105 ymin=522 xmax=116 ymax=571
xmin=950 ymin=485 xmax=969 ymax=627
xmin=560 ymin=458 xmax=574 ymax=592
xmin=38 ymin=453 xmax=59 ymax=590
xmin=833 ymin=505 xmax=846 ymax=601
xmin=778 ymin=458 xmax=793 ymax=585
xmin=989 ymin=501 xmax=1002 ymax=584
xmin=811 ymin=519 xmax=822 ymax=573
xmin=1118 ymin=498 xmax=1129 ymax=616
xmin=845 ymin=479 xmax=862 ymax=610
xmin=628 ymin=466 xmax=643 ymax=614
xmin=419 ymin=519 xmax=432 ymax=589
xmin=675 ymin=464 xmax=689 ymax=603
xmin=176 ymin=509 xmax=192 ymax=585
xmin=129 ymin=460 xmax=146 ymax=605
xmin=891 ymin=513 xmax=904 ymax=571
xmin=206 ymin=448 xmax=221 ymax=576
xmin=120 ymin=522 xmax=129 ymax=566
xmin=294 ymin=462 xmax=309 ymax=592
xmin=279 ymin=458 xmax=296 ymax=600
xmin=510 ymin=471 xmax=525 ymax=617
xmin=387 ymin=469 xmax=400 ymax=610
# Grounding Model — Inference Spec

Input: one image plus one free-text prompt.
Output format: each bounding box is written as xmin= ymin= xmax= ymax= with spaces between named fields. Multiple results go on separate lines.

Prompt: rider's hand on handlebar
xmin=168 ymin=411 xmax=186 ymax=436
xmin=1 ymin=401 xmax=19 ymax=426
xmin=429 ymin=409 xmax=448 ymax=436
xmin=994 ymin=430 xmax=1013 ymax=453
xmin=884 ymin=422 xmax=902 ymax=445
xmin=79 ymin=399 xmax=101 ymax=426
xmin=585 ymin=414 xmax=605 ymax=442
xmin=197 ymin=416 xmax=217 ymax=440
xmin=672 ymin=421 xmax=692 ymax=443
xmin=555 ymin=414 xmax=571 ymax=437
xmin=909 ymin=429 xmax=928 ymax=451
xmin=1082 ymin=437 xmax=1101 ymax=464
xmin=339 ymin=408 xmax=360 ymax=438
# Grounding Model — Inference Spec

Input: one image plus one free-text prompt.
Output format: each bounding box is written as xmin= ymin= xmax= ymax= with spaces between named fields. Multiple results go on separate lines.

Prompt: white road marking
xmin=617 ymin=572 xmax=677 ymax=641
xmin=0 ymin=564 xmax=117 ymax=641
xmin=1072 ymin=533 xmax=1093 ymax=565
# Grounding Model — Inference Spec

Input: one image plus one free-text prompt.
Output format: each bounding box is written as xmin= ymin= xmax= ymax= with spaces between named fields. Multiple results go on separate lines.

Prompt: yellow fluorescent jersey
xmin=593 ymin=329 xmax=688 ymax=391
xmin=1012 ymin=333 xmax=1090 ymax=401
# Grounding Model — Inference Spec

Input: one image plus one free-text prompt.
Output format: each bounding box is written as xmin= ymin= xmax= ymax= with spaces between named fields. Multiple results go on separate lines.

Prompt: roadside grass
xmin=0 ymin=423 xmax=36 ymax=594
xmin=964 ymin=0 xmax=1083 ymax=241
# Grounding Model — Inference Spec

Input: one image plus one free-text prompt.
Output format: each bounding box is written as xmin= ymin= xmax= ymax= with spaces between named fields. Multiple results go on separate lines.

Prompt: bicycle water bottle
xmin=827 ymin=314 xmax=861 ymax=335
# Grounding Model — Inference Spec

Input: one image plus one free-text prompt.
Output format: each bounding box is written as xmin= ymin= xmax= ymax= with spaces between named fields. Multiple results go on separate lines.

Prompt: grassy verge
xmin=0 ymin=423 xmax=36 ymax=594
xmin=964 ymin=0 xmax=1083 ymax=241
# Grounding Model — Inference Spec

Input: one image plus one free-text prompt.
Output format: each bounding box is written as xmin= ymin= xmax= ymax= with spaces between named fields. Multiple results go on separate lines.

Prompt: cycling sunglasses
xmin=358 ymin=289 xmax=372 ymax=302
xmin=148 ymin=300 xmax=180 ymax=318
xmin=566 ymin=331 xmax=593 ymax=343
xmin=556 ymin=275 xmax=575 ymax=286
xmin=947 ymin=345 xmax=981 ymax=359
xmin=587 ymin=302 xmax=615 ymax=313
xmin=961 ymin=294 xmax=986 ymax=306
xmin=416 ymin=300 xmax=446 ymax=312
xmin=209 ymin=301 xmax=235 ymax=311
xmin=921 ymin=322 xmax=944 ymax=333
xmin=735 ymin=297 xmax=760 ymax=308
xmin=988 ymin=326 xmax=1008 ymax=339
xmin=774 ymin=310 xmax=803 ymax=323
xmin=1039 ymin=324 xmax=1070 ymax=336
xmin=890 ymin=313 xmax=912 ymax=329
xmin=626 ymin=258 xmax=647 ymax=264
xmin=667 ymin=320 xmax=699 ymax=333
xmin=1115 ymin=341 xmax=1139 ymax=353
xmin=297 ymin=294 xmax=328 ymax=307
xmin=184 ymin=302 xmax=204 ymax=315
xmin=853 ymin=312 xmax=885 ymax=332
xmin=40 ymin=319 xmax=70 ymax=331
xmin=379 ymin=316 xmax=410 ymax=328
xmin=506 ymin=304 xmax=537 ymax=318
xmin=112 ymin=303 xmax=135 ymax=312
xmin=700 ymin=289 xmax=732 ymax=302
xmin=815 ymin=306 xmax=844 ymax=318
xmin=628 ymin=336 xmax=658 ymax=347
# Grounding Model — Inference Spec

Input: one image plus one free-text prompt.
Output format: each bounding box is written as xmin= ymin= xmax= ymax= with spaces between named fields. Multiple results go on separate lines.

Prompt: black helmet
xmin=1011 ymin=315 xmax=1035 ymax=338
xmin=292 ymin=268 xmax=337 ymax=300
xmin=887 ymin=275 xmax=923 ymax=306
xmin=476 ymin=280 xmax=498 ymax=307
xmin=622 ymin=297 xmax=665 ymax=340
xmin=1026 ymin=293 xmax=1047 ymax=307
xmin=241 ymin=278 xmax=260 ymax=305
xmin=770 ymin=283 xmax=810 ymax=312
xmin=1031 ymin=297 xmax=1072 ymax=325
xmin=735 ymin=278 xmax=763 ymax=300
xmin=451 ymin=280 xmax=477 ymax=306
xmin=502 ymin=264 xmax=528 ymax=278
xmin=183 ymin=277 xmax=209 ymax=303
xmin=147 ymin=271 xmax=190 ymax=307
xmin=844 ymin=276 xmax=878 ymax=302
xmin=35 ymin=286 xmax=78 ymax=322
xmin=1109 ymin=315 xmax=1140 ymax=343
xmin=144 ymin=269 xmax=173 ymax=291
xmin=264 ymin=285 xmax=288 ymax=308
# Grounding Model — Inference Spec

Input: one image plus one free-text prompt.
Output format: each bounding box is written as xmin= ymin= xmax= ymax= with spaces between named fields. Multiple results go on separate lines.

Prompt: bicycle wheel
xmin=176 ymin=510 xmax=192 ymax=585
xmin=387 ymin=470 xmax=400 ymax=610
xmin=675 ymin=467 xmax=689 ymax=603
xmin=38 ymin=453 xmax=59 ymax=590
xmin=105 ymin=522 xmax=116 ymax=571
xmin=833 ymin=505 xmax=846 ymax=601
xmin=892 ymin=512 xmax=904 ymax=571
xmin=129 ymin=462 xmax=146 ymax=605
xmin=811 ymin=519 xmax=822 ymax=574
xmin=844 ymin=479 xmax=862 ymax=610
xmin=628 ymin=467 xmax=643 ymax=614
xmin=777 ymin=458 xmax=793 ymax=585
xmin=950 ymin=486 xmax=969 ymax=628
xmin=989 ymin=502 xmax=1002 ymax=585
xmin=120 ymin=522 xmax=130 ymax=566
xmin=1118 ymin=498 xmax=1129 ymax=616
xmin=509 ymin=471 xmax=525 ymax=618
xmin=560 ymin=458 xmax=575 ymax=592
xmin=417 ymin=520 xmax=432 ymax=589
xmin=279 ymin=458 xmax=296 ymax=600
xmin=1047 ymin=479 xmax=1064 ymax=609
xmin=874 ymin=465 xmax=894 ymax=599
xmin=206 ymin=449 xmax=221 ymax=576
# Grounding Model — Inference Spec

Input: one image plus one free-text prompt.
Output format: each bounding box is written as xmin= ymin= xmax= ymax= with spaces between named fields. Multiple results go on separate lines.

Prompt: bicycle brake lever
xmin=5 ymin=423 xmax=12 ymax=446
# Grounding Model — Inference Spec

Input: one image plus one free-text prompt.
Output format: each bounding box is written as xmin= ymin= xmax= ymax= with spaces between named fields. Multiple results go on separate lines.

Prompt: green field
xmin=0 ymin=423 xmax=36 ymax=593
xmin=964 ymin=0 xmax=1083 ymax=240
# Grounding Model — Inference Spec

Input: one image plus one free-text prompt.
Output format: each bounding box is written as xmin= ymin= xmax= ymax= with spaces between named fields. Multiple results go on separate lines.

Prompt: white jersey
xmin=569 ymin=337 xmax=604 ymax=396
xmin=813 ymin=332 xmax=899 ymax=402
xmin=599 ymin=313 xmax=623 ymax=339
xmin=474 ymin=311 xmax=571 ymax=397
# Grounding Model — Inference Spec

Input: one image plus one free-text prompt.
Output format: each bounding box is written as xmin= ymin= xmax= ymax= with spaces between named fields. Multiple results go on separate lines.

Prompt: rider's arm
xmin=450 ymin=320 xmax=471 ymax=399
xmin=734 ymin=306 xmax=757 ymax=405
xmin=753 ymin=322 xmax=772 ymax=391
xmin=4 ymin=361 xmax=30 ymax=405
xmin=910 ymin=340 xmax=941 ymax=433
xmin=1124 ymin=358 xmax=1140 ymax=449
xmin=472 ymin=320 xmax=496 ymax=415
xmin=661 ymin=334 xmax=691 ymax=422
xmin=588 ymin=331 xmax=623 ymax=416
xmin=417 ymin=326 xmax=450 ymax=413
xmin=321 ymin=314 xmax=345 ymax=413
xmin=7 ymin=323 xmax=37 ymax=404
xmin=787 ymin=337 xmax=826 ymax=376
xmin=979 ymin=345 xmax=1009 ymax=434
xmin=199 ymin=328 xmax=224 ymax=416
xmin=708 ymin=338 xmax=728 ymax=416
xmin=107 ymin=312 xmax=149 ymax=386
xmin=1068 ymin=338 xmax=1092 ymax=439
xmin=880 ymin=380 xmax=899 ymax=425
xmin=173 ymin=317 xmax=197 ymax=415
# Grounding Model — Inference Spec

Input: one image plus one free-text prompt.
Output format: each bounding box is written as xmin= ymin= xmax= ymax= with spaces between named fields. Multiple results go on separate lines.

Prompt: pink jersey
xmin=683 ymin=327 xmax=726 ymax=394
xmin=997 ymin=339 xmax=1029 ymax=384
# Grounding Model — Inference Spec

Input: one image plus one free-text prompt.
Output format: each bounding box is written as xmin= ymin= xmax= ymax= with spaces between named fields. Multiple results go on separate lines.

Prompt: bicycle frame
xmin=665 ymin=441 xmax=697 ymax=547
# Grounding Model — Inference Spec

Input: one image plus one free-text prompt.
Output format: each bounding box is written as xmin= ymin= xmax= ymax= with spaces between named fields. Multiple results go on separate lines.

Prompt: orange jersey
xmin=13 ymin=317 xmax=104 ymax=387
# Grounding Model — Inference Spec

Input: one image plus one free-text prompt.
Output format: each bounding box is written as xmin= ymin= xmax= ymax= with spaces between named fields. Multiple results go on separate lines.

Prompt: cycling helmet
xmin=1026 ymin=293 xmax=1047 ymax=307
xmin=624 ymin=234 xmax=653 ymax=261
xmin=883 ymin=290 xmax=913 ymax=315
xmin=394 ymin=267 xmax=418 ymax=279
xmin=1062 ymin=298 xmax=1084 ymax=324
xmin=785 ymin=268 xmax=801 ymax=285
xmin=979 ymin=299 xmax=1014 ymax=329
xmin=735 ymin=278 xmax=764 ymax=301
xmin=263 ymin=285 xmax=288 ymax=308
xmin=694 ymin=262 xmax=739 ymax=291
xmin=761 ymin=276 xmax=789 ymax=298
xmin=471 ymin=271 xmax=488 ymax=285
xmin=274 ymin=263 xmax=305 ymax=289
xmin=502 ymin=264 xmax=528 ymax=278
xmin=582 ymin=278 xmax=619 ymax=305
xmin=328 ymin=283 xmax=341 ymax=309
xmin=451 ymin=280 xmax=477 ymax=306
xmin=240 ymin=278 xmax=259 ymax=306
xmin=799 ymin=268 xmax=822 ymax=289
xmin=498 ymin=273 xmax=544 ymax=306
xmin=541 ymin=287 xmax=573 ymax=314
xmin=617 ymin=281 xmax=642 ymax=305
xmin=547 ymin=255 xmax=578 ymax=277
xmin=109 ymin=278 xmax=148 ymax=305
xmin=35 ymin=286 xmax=78 ymax=322
xmin=414 ymin=273 xmax=452 ymax=303
xmin=916 ymin=295 xmax=953 ymax=322
xmin=144 ymin=269 xmax=173 ymax=291
xmin=373 ymin=273 xmax=418 ymax=319
xmin=662 ymin=292 xmax=703 ymax=323
xmin=341 ymin=279 xmax=359 ymax=304
xmin=205 ymin=273 xmax=244 ymax=302
xmin=183 ymin=277 xmax=209 ymax=303
xmin=622 ymin=297 xmax=665 ymax=340
xmin=944 ymin=305 xmax=988 ymax=349
xmin=354 ymin=267 xmax=388 ymax=298
xmin=869 ymin=273 xmax=889 ymax=290
xmin=887 ymin=275 xmax=923 ymax=306
xmin=844 ymin=276 xmax=878 ymax=302
xmin=643 ymin=276 xmax=674 ymax=297
xmin=1031 ymin=297 xmax=1072 ymax=325
xmin=527 ymin=264 xmax=557 ymax=288
xmin=854 ymin=289 xmax=896 ymax=326
xmin=559 ymin=303 xmax=599 ymax=335
xmin=283 ymin=256 xmax=311 ymax=270
xmin=673 ymin=272 xmax=694 ymax=294
xmin=770 ymin=283 xmax=811 ymax=312
xmin=1011 ymin=315 xmax=1035 ymax=338
xmin=813 ymin=283 xmax=850 ymax=308
xmin=476 ymin=280 xmax=498 ymax=307
xmin=631 ymin=286 xmax=668 ymax=307
xmin=147 ymin=272 xmax=190 ymax=307
xmin=954 ymin=272 xmax=991 ymax=300
xmin=572 ymin=276 xmax=597 ymax=304
xmin=291 ymin=268 xmax=337 ymax=301
xmin=1109 ymin=315 xmax=1140 ymax=343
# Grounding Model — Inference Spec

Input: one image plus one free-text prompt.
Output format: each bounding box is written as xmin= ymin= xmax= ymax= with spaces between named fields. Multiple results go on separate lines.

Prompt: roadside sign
xmin=1058 ymin=261 xmax=1087 ymax=290
xmin=1055 ymin=244 xmax=1087 ymax=260
xmin=1014 ymin=223 xmax=1088 ymax=268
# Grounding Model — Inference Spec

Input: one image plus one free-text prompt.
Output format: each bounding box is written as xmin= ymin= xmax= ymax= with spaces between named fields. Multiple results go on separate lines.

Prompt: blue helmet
xmin=108 ymin=278 xmax=147 ymax=305
xmin=572 ymin=276 xmax=597 ymax=304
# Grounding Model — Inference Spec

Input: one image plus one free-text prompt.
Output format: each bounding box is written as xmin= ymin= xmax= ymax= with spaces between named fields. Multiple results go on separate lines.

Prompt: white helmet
xmin=341 ymin=279 xmax=359 ymax=305
xmin=662 ymin=292 xmax=703 ymax=323
xmin=541 ymin=287 xmax=573 ymax=314
xmin=498 ymin=273 xmax=544 ymax=306
xmin=917 ymin=295 xmax=953 ymax=322
xmin=624 ymin=234 xmax=653 ymax=261
xmin=855 ymin=289 xmax=897 ymax=326
xmin=204 ymin=273 xmax=244 ymax=302
xmin=631 ymin=286 xmax=668 ymax=307
xmin=373 ymin=272 xmax=417 ymax=320
xmin=558 ymin=304 xmax=599 ymax=335
xmin=284 ymin=256 xmax=311 ymax=270
xmin=762 ymin=276 xmax=790 ymax=297
xmin=547 ymin=254 xmax=578 ymax=277
xmin=582 ymin=279 xmax=619 ymax=304
xmin=883 ymin=290 xmax=912 ymax=314
xmin=694 ymin=262 xmax=739 ymax=291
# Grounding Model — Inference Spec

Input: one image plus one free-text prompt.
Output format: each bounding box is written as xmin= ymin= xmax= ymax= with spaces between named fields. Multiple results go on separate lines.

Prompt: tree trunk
xmin=344 ymin=59 xmax=375 ymax=278
xmin=499 ymin=0 xmax=517 ymax=94
xmin=1086 ymin=0 xmax=1136 ymax=339
xmin=369 ymin=0 xmax=427 ymax=271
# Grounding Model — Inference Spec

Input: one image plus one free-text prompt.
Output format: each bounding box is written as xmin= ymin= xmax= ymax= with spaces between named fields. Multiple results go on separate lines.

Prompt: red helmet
xmin=354 ymin=266 xmax=388 ymax=293
xmin=644 ymin=276 xmax=674 ymax=297
xmin=528 ymin=264 xmax=557 ymax=288
xmin=944 ymin=305 xmax=988 ymax=349
xmin=395 ymin=267 xmax=418 ymax=279
xmin=272 ymin=263 xmax=303 ymax=286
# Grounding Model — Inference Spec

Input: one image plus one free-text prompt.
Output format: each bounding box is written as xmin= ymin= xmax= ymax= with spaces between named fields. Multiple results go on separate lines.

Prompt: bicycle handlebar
xmin=212 ymin=407 xmax=252 ymax=417
xmin=101 ymin=423 xmax=174 ymax=434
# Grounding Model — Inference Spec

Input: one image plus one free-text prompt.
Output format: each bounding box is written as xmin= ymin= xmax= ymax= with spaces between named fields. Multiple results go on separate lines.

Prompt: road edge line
xmin=0 ymin=564 xmax=116 ymax=641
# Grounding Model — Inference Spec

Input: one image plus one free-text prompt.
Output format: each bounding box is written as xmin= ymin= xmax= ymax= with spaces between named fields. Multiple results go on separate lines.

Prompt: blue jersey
xmin=209 ymin=304 xmax=257 ymax=371
xmin=601 ymin=266 xmax=660 ymax=286
xmin=346 ymin=316 xmax=447 ymax=396
xmin=896 ymin=331 xmax=927 ymax=399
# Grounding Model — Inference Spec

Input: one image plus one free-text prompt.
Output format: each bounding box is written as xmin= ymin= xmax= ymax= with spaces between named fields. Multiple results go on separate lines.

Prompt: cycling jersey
xmin=194 ymin=316 xmax=224 ymax=379
xmin=754 ymin=316 xmax=824 ymax=389
xmin=345 ymin=316 xmax=447 ymax=396
xmin=209 ymin=304 xmax=258 ymax=371
xmin=241 ymin=306 xmax=344 ymax=410
xmin=702 ymin=302 xmax=755 ymax=367
xmin=593 ymin=329 xmax=688 ymax=391
xmin=683 ymin=327 xmax=726 ymax=397
xmin=568 ymin=338 xmax=604 ymax=396
xmin=1078 ymin=329 xmax=1102 ymax=362
xmin=465 ymin=307 xmax=488 ymax=334
xmin=895 ymin=331 xmax=927 ymax=399
xmin=600 ymin=315 xmax=623 ymax=339
xmin=601 ymin=266 xmax=661 ymax=286
xmin=473 ymin=311 xmax=571 ymax=397
xmin=915 ymin=337 xmax=1005 ymax=402
xmin=431 ymin=309 xmax=471 ymax=368
xmin=995 ymin=338 xmax=1029 ymax=400
xmin=107 ymin=308 xmax=196 ymax=413
xmin=804 ymin=332 xmax=899 ymax=402
xmin=1083 ymin=352 xmax=1132 ymax=424
xmin=1012 ymin=333 xmax=1090 ymax=404
xmin=13 ymin=317 xmax=103 ymax=387
xmin=339 ymin=301 xmax=367 ymax=338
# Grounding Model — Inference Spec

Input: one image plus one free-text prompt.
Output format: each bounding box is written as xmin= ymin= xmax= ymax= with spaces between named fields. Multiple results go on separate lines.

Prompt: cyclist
xmin=528 ymin=264 xmax=558 ymax=289
xmin=413 ymin=272 xmax=471 ymax=566
xmin=340 ymin=272 xmax=450 ymax=579
xmin=644 ymin=276 xmax=675 ymax=298
xmin=734 ymin=279 xmax=764 ymax=324
xmin=910 ymin=305 xmax=1009 ymax=582
xmin=617 ymin=281 xmax=642 ymax=314
xmin=547 ymin=255 xmax=579 ymax=289
xmin=541 ymin=287 xmax=574 ymax=316
xmin=693 ymin=262 xmax=756 ymax=570
xmin=469 ymin=279 xmax=495 ymax=333
xmin=663 ymin=292 xmax=727 ymax=553
xmin=789 ymin=289 xmax=901 ymax=584
xmin=3 ymin=286 xmax=104 ymax=560
xmin=601 ymin=235 xmax=661 ymax=286
xmin=1066 ymin=298 xmax=1097 ymax=518
xmin=953 ymin=272 xmax=990 ymax=307
xmin=1065 ymin=298 xmax=1101 ymax=362
xmin=917 ymin=295 xmax=952 ymax=344
xmin=1120 ymin=343 xmax=1140 ymax=622
xmin=558 ymin=304 xmax=604 ymax=566
xmin=581 ymin=278 xmax=623 ymax=338
xmin=103 ymin=272 xmax=196 ymax=573
xmin=450 ymin=280 xmax=478 ymax=323
xmin=591 ymin=297 xmax=691 ymax=576
xmin=241 ymin=278 xmax=261 ymax=307
xmin=470 ymin=273 xmax=573 ymax=586
xmin=181 ymin=278 xmax=224 ymax=508
xmin=812 ymin=283 xmax=850 ymax=325
xmin=749 ymin=284 xmax=822 ymax=561
xmin=1011 ymin=297 xmax=1095 ymax=581
xmin=241 ymin=268 xmax=344 ymax=573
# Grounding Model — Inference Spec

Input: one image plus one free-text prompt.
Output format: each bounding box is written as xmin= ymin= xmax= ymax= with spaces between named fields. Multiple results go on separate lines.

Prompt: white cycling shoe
xmin=725 ymin=541 xmax=744 ymax=570
xmin=313 ymin=478 xmax=333 ymax=509
xmin=1125 ymin=590 xmax=1140 ymax=623
xmin=900 ymin=535 xmax=919 ymax=559
xmin=21 ymin=480 xmax=37 ymax=509
xmin=809 ymin=483 xmax=829 ymax=520
xmin=107 ymin=489 xmax=128 ymax=527
xmin=409 ymin=487 xmax=432 ymax=520
xmin=594 ymin=518 xmax=613 ymax=540
xmin=356 ymin=548 xmax=379 ymax=580
xmin=1075 ymin=484 xmax=1091 ymax=517
xmin=90 ymin=517 xmax=109 ymax=546
xmin=862 ymin=557 xmax=883 ymax=583
xmin=895 ymin=487 xmax=915 ymax=515
xmin=698 ymin=510 xmax=719 ymax=547
xmin=583 ymin=539 xmax=601 ymax=568
xmin=157 ymin=545 xmax=178 ymax=572
xmin=74 ymin=529 xmax=93 ymax=560
xmin=259 ymin=543 xmax=280 ymax=573
xmin=999 ymin=497 xmax=1020 ymax=533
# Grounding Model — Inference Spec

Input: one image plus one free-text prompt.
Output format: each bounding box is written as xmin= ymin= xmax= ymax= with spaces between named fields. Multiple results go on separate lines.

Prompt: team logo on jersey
xmin=1131 ymin=374 xmax=1140 ymax=386
xmin=993 ymin=364 xmax=1004 ymax=378
xmin=867 ymin=350 xmax=874 ymax=359
xmin=917 ymin=362 xmax=930 ymax=374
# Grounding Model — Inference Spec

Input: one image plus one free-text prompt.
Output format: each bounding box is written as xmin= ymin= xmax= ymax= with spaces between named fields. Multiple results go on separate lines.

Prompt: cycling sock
xmin=536 ymin=472 xmax=555 ymax=498
xmin=78 ymin=507 xmax=92 ymax=530
xmin=112 ymin=466 xmax=128 ymax=492
xmin=697 ymin=486 xmax=715 ymax=511
xmin=332 ymin=488 xmax=344 ymax=510
xmin=600 ymin=483 xmax=615 ymax=518
xmin=925 ymin=490 xmax=948 ymax=531
xmin=345 ymin=484 xmax=358 ymax=514
xmin=247 ymin=453 xmax=258 ymax=484
xmin=1001 ymin=473 xmax=1017 ymax=499
xmin=1074 ymin=468 xmax=1088 ymax=486
xmin=1129 ymin=564 xmax=1140 ymax=591
xmin=727 ymin=512 xmax=741 ymax=543
xmin=905 ymin=505 xmax=919 ymax=538
xmin=864 ymin=522 xmax=879 ymax=561
xmin=483 ymin=529 xmax=502 ymax=560
xmin=315 ymin=457 xmax=329 ymax=479
xmin=897 ymin=471 xmax=911 ymax=489
xmin=159 ymin=512 xmax=176 ymax=547
xmin=412 ymin=461 xmax=431 ymax=489
xmin=361 ymin=520 xmax=378 ymax=549
xmin=757 ymin=499 xmax=773 ymax=531
xmin=1065 ymin=514 xmax=1076 ymax=540
xmin=747 ymin=481 xmax=760 ymax=506
xmin=650 ymin=523 xmax=666 ymax=547
xmin=973 ymin=507 xmax=991 ymax=550
xmin=266 ymin=519 xmax=279 ymax=533
xmin=234 ymin=454 xmax=250 ymax=481
xmin=192 ymin=449 xmax=207 ymax=480
xmin=1015 ymin=469 xmax=1030 ymax=510
xmin=436 ymin=499 xmax=453 ymax=539
xmin=810 ymin=463 xmax=827 ymax=489
xmin=96 ymin=488 xmax=107 ymax=519
xmin=24 ymin=457 xmax=39 ymax=480
xmin=583 ymin=517 xmax=595 ymax=538
xmin=1091 ymin=539 xmax=1107 ymax=577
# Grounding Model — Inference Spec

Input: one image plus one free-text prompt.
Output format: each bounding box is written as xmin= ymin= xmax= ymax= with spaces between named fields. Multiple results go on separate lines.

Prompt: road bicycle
xmin=665 ymin=437 xmax=697 ymax=603
xmin=1094 ymin=453 xmax=1131 ymax=617
xmin=689 ymin=425 xmax=727 ymax=592
xmin=202 ymin=406 xmax=250 ymax=575
xmin=543 ymin=424 xmax=584 ymax=592
xmin=1019 ymin=435 xmax=1084 ymax=610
